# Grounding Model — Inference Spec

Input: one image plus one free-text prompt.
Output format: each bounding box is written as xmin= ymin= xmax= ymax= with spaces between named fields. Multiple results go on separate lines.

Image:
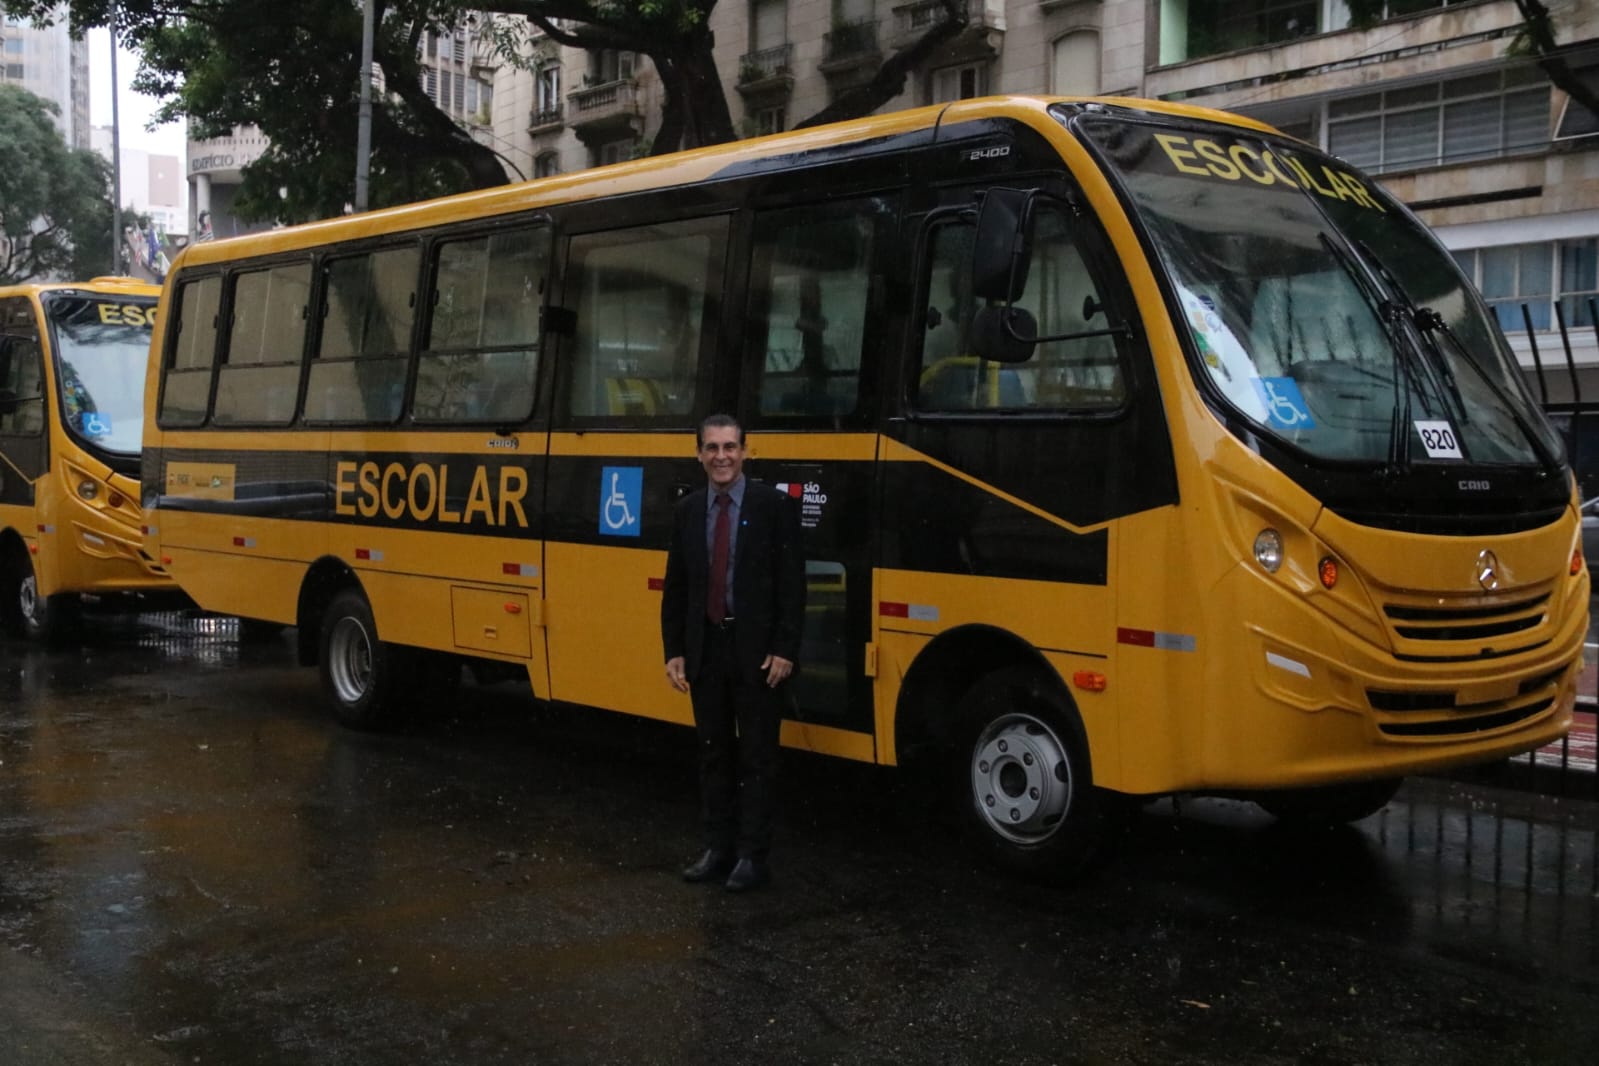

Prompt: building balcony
xmin=822 ymin=19 xmax=882 ymax=73
xmin=737 ymin=43 xmax=795 ymax=98
xmin=889 ymin=0 xmax=1005 ymax=58
xmin=566 ymin=79 xmax=643 ymax=143
xmin=529 ymin=103 xmax=564 ymax=135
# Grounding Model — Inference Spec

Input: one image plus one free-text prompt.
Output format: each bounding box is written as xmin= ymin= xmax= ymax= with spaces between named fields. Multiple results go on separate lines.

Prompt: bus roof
xmin=0 ymin=277 xmax=160 ymax=300
xmin=170 ymin=94 xmax=1282 ymax=272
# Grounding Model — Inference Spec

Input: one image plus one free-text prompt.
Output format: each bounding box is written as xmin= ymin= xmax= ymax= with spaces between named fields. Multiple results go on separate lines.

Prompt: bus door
xmin=0 ymin=298 xmax=48 ymax=522
xmin=539 ymin=208 xmax=736 ymax=725
xmin=879 ymin=177 xmax=1176 ymax=754
xmin=737 ymin=192 xmax=902 ymax=758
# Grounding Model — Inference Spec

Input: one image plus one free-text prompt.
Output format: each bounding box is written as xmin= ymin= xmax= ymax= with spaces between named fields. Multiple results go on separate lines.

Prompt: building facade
xmin=1 ymin=8 xmax=90 ymax=149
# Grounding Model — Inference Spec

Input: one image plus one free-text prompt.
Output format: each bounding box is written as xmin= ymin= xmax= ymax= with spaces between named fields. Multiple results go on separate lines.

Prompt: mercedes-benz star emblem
xmin=1475 ymin=549 xmax=1500 ymax=592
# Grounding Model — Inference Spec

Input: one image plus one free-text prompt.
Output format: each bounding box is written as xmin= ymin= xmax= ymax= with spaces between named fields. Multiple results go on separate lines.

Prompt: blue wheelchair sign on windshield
xmin=81 ymin=412 xmax=112 ymax=437
xmin=599 ymin=466 xmax=642 ymax=537
xmin=1252 ymin=377 xmax=1315 ymax=431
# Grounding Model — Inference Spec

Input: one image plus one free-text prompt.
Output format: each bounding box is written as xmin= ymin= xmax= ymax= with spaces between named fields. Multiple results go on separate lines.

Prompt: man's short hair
xmin=697 ymin=413 xmax=744 ymax=448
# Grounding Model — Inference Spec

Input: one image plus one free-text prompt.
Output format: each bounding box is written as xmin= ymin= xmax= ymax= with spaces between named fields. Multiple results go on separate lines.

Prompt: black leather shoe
xmin=682 ymin=850 xmax=734 ymax=883
xmin=724 ymin=858 xmax=770 ymax=892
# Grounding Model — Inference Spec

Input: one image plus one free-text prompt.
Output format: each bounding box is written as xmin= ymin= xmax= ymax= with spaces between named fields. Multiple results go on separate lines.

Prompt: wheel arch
xmin=296 ymin=556 xmax=362 ymax=667
xmin=893 ymin=623 xmax=1082 ymax=770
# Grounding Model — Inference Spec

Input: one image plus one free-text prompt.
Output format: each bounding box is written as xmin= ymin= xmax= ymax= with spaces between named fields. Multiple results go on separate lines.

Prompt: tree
xmin=3 ymin=0 xmax=970 ymax=222
xmin=0 ymin=84 xmax=115 ymax=284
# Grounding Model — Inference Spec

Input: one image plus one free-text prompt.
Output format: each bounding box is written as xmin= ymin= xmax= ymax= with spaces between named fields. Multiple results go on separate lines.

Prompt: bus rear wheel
xmin=4 ymin=549 xmax=77 ymax=644
xmin=955 ymin=666 xmax=1103 ymax=880
xmin=1256 ymin=777 xmax=1402 ymax=825
xmin=319 ymin=589 xmax=408 ymax=730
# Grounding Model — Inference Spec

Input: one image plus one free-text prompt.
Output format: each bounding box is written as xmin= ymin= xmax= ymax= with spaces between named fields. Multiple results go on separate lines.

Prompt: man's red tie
xmin=708 ymin=493 xmax=731 ymax=623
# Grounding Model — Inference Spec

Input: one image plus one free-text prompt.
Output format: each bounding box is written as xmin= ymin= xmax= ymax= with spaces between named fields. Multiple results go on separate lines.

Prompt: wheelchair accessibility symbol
xmin=1251 ymin=377 xmax=1315 ymax=431
xmin=80 ymin=412 xmax=112 ymax=437
xmin=599 ymin=466 xmax=642 ymax=537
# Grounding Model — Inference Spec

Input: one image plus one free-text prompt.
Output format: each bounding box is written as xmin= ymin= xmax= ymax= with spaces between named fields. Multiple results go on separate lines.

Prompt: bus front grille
xmin=1367 ymin=666 xmax=1565 ymax=737
xmin=1375 ymin=698 xmax=1554 ymax=737
xmin=1380 ymin=593 xmax=1549 ymax=654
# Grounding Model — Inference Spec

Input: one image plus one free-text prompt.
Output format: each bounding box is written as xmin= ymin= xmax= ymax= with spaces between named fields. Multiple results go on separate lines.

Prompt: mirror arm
xmin=1003 ymin=319 xmax=1131 ymax=345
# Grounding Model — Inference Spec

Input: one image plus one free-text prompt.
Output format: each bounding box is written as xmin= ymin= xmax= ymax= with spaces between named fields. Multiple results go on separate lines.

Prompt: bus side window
xmin=0 ymin=335 xmax=45 ymax=435
xmin=749 ymin=197 xmax=887 ymax=420
xmin=305 ymin=246 xmax=418 ymax=424
xmin=414 ymin=225 xmax=549 ymax=424
xmin=915 ymin=206 xmax=1124 ymax=413
xmin=560 ymin=215 xmax=727 ymax=423
xmin=214 ymin=261 xmax=311 ymax=426
xmin=159 ymin=275 xmax=222 ymax=426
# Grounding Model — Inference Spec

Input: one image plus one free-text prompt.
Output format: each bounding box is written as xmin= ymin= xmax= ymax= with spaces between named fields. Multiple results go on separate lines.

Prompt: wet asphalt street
xmin=1 ymin=615 xmax=1596 ymax=1066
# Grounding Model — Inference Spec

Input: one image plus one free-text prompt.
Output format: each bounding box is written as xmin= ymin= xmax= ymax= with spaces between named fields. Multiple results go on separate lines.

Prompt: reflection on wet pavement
xmin=1 ymin=613 xmax=1596 ymax=1065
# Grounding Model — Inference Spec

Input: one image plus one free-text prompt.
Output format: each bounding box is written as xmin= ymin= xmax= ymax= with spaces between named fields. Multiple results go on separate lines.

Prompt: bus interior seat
xmin=605 ymin=377 xmax=663 ymax=416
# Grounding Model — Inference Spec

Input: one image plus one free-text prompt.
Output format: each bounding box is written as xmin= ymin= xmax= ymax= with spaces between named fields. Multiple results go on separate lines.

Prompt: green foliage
xmin=0 ymin=85 xmax=115 ymax=284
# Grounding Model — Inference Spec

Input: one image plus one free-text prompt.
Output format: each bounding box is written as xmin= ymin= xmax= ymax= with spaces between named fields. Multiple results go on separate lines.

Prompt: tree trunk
xmin=648 ymin=30 xmax=736 ymax=154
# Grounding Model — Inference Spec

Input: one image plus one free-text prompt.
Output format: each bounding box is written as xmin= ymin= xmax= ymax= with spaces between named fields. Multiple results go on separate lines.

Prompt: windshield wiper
xmin=1317 ymin=231 xmax=1434 ymax=472
xmin=1352 ymin=240 xmax=1561 ymax=477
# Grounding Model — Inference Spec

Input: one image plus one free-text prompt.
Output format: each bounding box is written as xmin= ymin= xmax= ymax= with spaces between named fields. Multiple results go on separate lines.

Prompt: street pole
xmin=354 ymin=0 xmax=374 ymax=212
xmin=109 ymin=8 xmax=123 ymax=274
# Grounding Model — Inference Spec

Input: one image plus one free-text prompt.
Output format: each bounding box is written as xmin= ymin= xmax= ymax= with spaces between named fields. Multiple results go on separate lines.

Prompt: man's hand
xmin=760 ymin=654 xmax=793 ymax=688
xmin=665 ymin=656 xmax=689 ymax=693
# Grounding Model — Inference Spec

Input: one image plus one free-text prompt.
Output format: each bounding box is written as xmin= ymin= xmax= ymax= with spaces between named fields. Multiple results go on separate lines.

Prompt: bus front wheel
xmin=319 ymin=589 xmax=407 ymax=730
xmin=4 ymin=549 xmax=77 ymax=644
xmin=955 ymin=667 xmax=1103 ymax=880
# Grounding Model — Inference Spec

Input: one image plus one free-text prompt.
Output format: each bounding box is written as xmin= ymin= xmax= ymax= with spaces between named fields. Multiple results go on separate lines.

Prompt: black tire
xmin=1256 ymin=777 xmax=1402 ymax=825
xmin=236 ymin=617 xmax=287 ymax=643
xmin=954 ymin=665 xmax=1104 ymax=881
xmin=318 ymin=589 xmax=411 ymax=730
xmin=3 ymin=548 xmax=78 ymax=644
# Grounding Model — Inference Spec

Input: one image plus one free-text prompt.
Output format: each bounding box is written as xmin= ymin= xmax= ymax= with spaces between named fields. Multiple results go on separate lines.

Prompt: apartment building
xmin=1 ymin=9 xmax=91 ymax=149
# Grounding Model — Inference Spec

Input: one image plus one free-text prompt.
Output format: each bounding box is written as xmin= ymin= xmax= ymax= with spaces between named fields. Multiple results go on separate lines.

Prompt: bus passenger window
xmin=214 ymin=262 xmax=311 ymax=425
xmin=414 ymin=226 xmax=549 ymax=424
xmin=0 ymin=336 xmax=45 ymax=435
xmin=750 ymin=198 xmax=887 ymax=419
xmin=160 ymin=275 xmax=221 ymax=426
xmin=305 ymin=246 xmax=418 ymax=424
xmin=916 ymin=206 xmax=1124 ymax=413
xmin=561 ymin=216 xmax=727 ymax=422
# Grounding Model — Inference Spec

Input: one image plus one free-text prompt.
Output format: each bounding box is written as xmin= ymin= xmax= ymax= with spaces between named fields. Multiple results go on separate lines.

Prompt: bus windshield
xmin=43 ymin=293 xmax=155 ymax=457
xmin=1073 ymin=112 xmax=1560 ymax=468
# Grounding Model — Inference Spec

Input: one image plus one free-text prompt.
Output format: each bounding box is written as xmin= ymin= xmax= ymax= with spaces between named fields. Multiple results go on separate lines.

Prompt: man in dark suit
xmin=662 ymin=413 xmax=805 ymax=892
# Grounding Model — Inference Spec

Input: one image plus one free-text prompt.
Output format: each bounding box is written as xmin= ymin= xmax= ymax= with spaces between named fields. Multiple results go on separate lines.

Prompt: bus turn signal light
xmin=1072 ymin=671 xmax=1107 ymax=692
xmin=1572 ymin=548 xmax=1584 ymax=576
xmin=1318 ymin=556 xmax=1339 ymax=589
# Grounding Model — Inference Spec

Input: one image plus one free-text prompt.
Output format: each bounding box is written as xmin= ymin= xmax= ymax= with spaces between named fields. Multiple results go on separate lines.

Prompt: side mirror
xmin=969 ymin=305 xmax=1037 ymax=364
xmin=971 ymin=188 xmax=1036 ymax=303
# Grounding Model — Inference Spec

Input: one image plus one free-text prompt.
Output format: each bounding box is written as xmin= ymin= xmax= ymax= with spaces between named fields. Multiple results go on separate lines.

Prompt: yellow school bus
xmin=141 ymin=97 xmax=1583 ymax=876
xmin=1 ymin=278 xmax=177 ymax=641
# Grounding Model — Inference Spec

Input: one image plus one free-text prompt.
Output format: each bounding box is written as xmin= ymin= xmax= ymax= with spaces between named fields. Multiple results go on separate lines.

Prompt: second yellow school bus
xmin=142 ymin=97 xmax=1583 ymax=875
xmin=1 ymin=278 xmax=176 ymax=641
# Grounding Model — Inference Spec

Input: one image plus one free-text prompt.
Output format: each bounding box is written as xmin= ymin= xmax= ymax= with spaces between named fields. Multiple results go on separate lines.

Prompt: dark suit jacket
xmin=661 ymin=479 xmax=806 ymax=683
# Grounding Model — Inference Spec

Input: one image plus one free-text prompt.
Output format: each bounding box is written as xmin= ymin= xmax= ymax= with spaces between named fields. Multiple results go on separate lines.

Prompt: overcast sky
xmin=86 ymin=27 xmax=186 ymax=160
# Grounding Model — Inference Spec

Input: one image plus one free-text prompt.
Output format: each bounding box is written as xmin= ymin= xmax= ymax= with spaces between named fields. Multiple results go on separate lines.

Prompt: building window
xmin=750 ymin=105 xmax=785 ymax=137
xmin=1327 ymin=66 xmax=1549 ymax=174
xmin=595 ymin=139 xmax=637 ymax=167
xmin=1159 ymin=0 xmax=1318 ymax=65
xmin=588 ymin=50 xmax=634 ymax=86
xmin=1555 ymin=66 xmax=1599 ymax=140
xmin=750 ymin=0 xmax=788 ymax=52
xmin=1051 ymin=31 xmax=1100 ymax=97
xmin=535 ymin=151 xmax=561 ymax=178
xmin=1455 ymin=240 xmax=1599 ymax=332
xmin=535 ymin=64 xmax=561 ymax=122
xmin=931 ymin=62 xmax=986 ymax=104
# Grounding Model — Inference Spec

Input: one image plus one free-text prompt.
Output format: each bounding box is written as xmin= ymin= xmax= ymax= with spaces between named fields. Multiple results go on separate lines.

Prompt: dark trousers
xmin=690 ymin=622 xmax=783 ymax=860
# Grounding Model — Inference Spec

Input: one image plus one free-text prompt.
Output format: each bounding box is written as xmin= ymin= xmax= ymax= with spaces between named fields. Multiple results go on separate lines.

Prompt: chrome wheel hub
xmin=327 ymin=615 xmax=374 ymax=705
xmin=970 ymin=712 xmax=1072 ymax=845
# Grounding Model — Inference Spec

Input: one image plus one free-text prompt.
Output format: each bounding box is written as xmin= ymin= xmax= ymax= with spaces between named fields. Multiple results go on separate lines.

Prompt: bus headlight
xmin=77 ymin=478 xmax=99 ymax=501
xmin=1253 ymin=529 xmax=1283 ymax=573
